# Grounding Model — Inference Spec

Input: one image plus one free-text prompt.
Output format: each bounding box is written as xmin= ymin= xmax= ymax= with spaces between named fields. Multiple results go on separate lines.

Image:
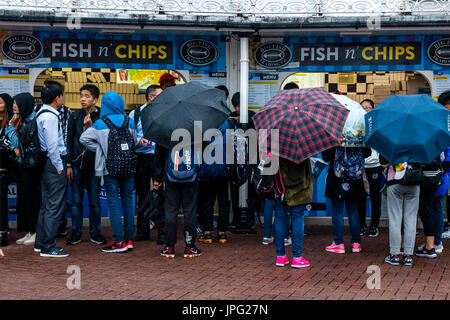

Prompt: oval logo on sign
xmin=179 ymin=39 xmax=219 ymax=67
xmin=2 ymin=34 xmax=43 ymax=63
xmin=254 ymin=42 xmax=292 ymax=69
xmin=428 ymin=38 xmax=450 ymax=66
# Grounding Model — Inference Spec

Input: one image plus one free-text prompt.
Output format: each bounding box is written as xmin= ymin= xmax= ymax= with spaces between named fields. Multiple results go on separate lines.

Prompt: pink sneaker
xmin=325 ymin=242 xmax=345 ymax=254
xmin=291 ymin=256 xmax=310 ymax=268
xmin=352 ymin=243 xmax=362 ymax=253
xmin=275 ymin=255 xmax=289 ymax=266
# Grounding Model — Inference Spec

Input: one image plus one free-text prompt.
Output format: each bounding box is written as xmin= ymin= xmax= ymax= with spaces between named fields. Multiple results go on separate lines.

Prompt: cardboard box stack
xmin=34 ymin=68 xmax=146 ymax=110
xmin=325 ymin=71 xmax=411 ymax=106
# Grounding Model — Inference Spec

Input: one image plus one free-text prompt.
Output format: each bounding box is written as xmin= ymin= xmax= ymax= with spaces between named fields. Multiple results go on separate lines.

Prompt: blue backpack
xmin=199 ymin=120 xmax=229 ymax=181
xmin=333 ymin=147 xmax=364 ymax=180
xmin=166 ymin=147 xmax=201 ymax=183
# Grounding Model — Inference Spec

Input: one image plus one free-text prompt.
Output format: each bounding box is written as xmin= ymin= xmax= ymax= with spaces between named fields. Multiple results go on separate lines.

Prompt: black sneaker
xmin=90 ymin=233 xmax=107 ymax=245
xmin=400 ymin=248 xmax=404 ymax=255
xmin=34 ymin=246 xmax=63 ymax=253
xmin=304 ymin=229 xmax=311 ymax=236
xmin=66 ymin=232 xmax=82 ymax=245
xmin=360 ymin=226 xmax=366 ymax=236
xmin=199 ymin=233 xmax=213 ymax=244
xmin=40 ymin=247 xmax=69 ymax=258
xmin=384 ymin=254 xmax=400 ymax=266
xmin=184 ymin=246 xmax=202 ymax=259
xmin=160 ymin=246 xmax=175 ymax=259
xmin=403 ymin=255 xmax=413 ymax=266
xmin=156 ymin=232 xmax=166 ymax=245
xmin=216 ymin=233 xmax=228 ymax=244
xmin=416 ymin=246 xmax=437 ymax=258
xmin=368 ymin=226 xmax=379 ymax=238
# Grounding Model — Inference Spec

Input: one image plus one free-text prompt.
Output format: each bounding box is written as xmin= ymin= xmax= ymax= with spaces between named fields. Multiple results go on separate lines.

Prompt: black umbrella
xmin=141 ymin=82 xmax=230 ymax=149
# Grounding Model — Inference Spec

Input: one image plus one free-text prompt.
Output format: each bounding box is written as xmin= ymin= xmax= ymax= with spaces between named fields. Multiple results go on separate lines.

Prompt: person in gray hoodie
xmin=80 ymin=91 xmax=137 ymax=253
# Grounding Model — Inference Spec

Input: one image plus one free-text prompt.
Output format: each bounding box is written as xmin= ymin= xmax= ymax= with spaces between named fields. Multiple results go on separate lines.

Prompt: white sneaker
xmin=262 ymin=237 xmax=274 ymax=245
xmin=23 ymin=233 xmax=36 ymax=245
xmin=16 ymin=232 xmax=31 ymax=245
xmin=435 ymin=243 xmax=444 ymax=254
xmin=417 ymin=243 xmax=426 ymax=251
xmin=442 ymin=230 xmax=450 ymax=239
xmin=284 ymin=237 xmax=292 ymax=246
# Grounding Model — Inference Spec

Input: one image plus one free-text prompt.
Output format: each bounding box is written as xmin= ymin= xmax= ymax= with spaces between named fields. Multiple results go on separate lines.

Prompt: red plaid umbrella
xmin=252 ymin=87 xmax=349 ymax=164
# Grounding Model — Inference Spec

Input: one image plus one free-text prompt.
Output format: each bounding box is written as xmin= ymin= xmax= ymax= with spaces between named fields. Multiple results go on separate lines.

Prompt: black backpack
xmin=251 ymin=154 xmax=285 ymax=202
xmin=141 ymin=189 xmax=164 ymax=221
xmin=102 ymin=116 xmax=137 ymax=177
xmin=399 ymin=163 xmax=424 ymax=186
xmin=19 ymin=109 xmax=54 ymax=172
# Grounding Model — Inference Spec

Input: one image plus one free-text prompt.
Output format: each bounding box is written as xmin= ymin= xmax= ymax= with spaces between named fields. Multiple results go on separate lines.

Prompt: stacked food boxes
xmin=34 ymin=68 xmax=147 ymax=110
xmin=325 ymin=71 xmax=412 ymax=106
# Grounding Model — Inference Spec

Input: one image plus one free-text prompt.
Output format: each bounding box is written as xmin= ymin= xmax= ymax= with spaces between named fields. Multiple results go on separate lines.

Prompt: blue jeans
xmin=264 ymin=199 xmax=289 ymax=239
xmin=433 ymin=196 xmax=444 ymax=246
xmin=70 ymin=168 xmax=101 ymax=237
xmin=274 ymin=203 xmax=305 ymax=257
xmin=103 ymin=175 xmax=135 ymax=243
xmin=331 ymin=198 xmax=361 ymax=245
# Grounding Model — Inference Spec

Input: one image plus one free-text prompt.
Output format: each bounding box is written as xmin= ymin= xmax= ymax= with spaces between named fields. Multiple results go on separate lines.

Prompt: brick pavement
xmin=0 ymin=224 xmax=448 ymax=300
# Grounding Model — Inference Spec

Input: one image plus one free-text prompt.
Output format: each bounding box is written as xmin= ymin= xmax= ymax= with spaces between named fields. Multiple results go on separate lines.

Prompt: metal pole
xmin=239 ymin=37 xmax=249 ymax=126
xmin=230 ymin=36 xmax=255 ymax=234
xmin=239 ymin=37 xmax=249 ymax=210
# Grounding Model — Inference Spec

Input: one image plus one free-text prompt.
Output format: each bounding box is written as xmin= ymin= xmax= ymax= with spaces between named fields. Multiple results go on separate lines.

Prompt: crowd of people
xmin=0 ymin=73 xmax=449 ymax=268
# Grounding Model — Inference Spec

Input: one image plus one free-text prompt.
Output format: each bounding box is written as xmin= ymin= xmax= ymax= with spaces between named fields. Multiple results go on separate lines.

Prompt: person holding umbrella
xmin=322 ymin=93 xmax=371 ymax=254
xmin=141 ymin=82 xmax=230 ymax=259
xmin=272 ymin=156 xmax=314 ymax=268
xmin=252 ymin=87 xmax=351 ymax=266
xmin=365 ymin=94 xmax=450 ymax=266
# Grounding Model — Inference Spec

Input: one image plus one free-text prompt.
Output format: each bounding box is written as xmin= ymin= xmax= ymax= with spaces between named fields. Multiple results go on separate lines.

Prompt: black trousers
xmin=6 ymin=161 xmax=19 ymax=226
xmin=17 ymin=166 xmax=42 ymax=233
xmin=35 ymin=159 xmax=68 ymax=251
xmin=0 ymin=172 xmax=7 ymax=232
xmin=164 ymin=179 xmax=199 ymax=247
xmin=230 ymin=181 xmax=239 ymax=225
xmin=418 ymin=183 xmax=438 ymax=237
xmin=198 ymin=180 xmax=230 ymax=232
xmin=358 ymin=166 xmax=382 ymax=228
xmin=135 ymin=154 xmax=163 ymax=237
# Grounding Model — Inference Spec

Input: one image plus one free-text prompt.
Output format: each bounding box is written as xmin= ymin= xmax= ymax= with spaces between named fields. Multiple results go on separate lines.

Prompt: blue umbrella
xmin=365 ymin=94 xmax=450 ymax=164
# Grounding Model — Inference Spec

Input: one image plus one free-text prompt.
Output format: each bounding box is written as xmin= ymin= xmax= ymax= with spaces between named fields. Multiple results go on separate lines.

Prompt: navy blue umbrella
xmin=365 ymin=94 xmax=450 ymax=164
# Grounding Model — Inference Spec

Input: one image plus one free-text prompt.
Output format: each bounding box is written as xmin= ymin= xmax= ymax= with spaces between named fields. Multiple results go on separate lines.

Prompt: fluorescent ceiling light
xmin=100 ymin=29 xmax=135 ymax=34
xmin=339 ymin=31 xmax=373 ymax=36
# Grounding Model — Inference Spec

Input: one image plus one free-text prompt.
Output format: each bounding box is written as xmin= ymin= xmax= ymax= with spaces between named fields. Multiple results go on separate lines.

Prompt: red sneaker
xmin=160 ymin=246 xmax=175 ymax=259
xmin=184 ymin=246 xmax=202 ymax=259
xmin=101 ymin=241 xmax=128 ymax=253
xmin=126 ymin=240 xmax=134 ymax=250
